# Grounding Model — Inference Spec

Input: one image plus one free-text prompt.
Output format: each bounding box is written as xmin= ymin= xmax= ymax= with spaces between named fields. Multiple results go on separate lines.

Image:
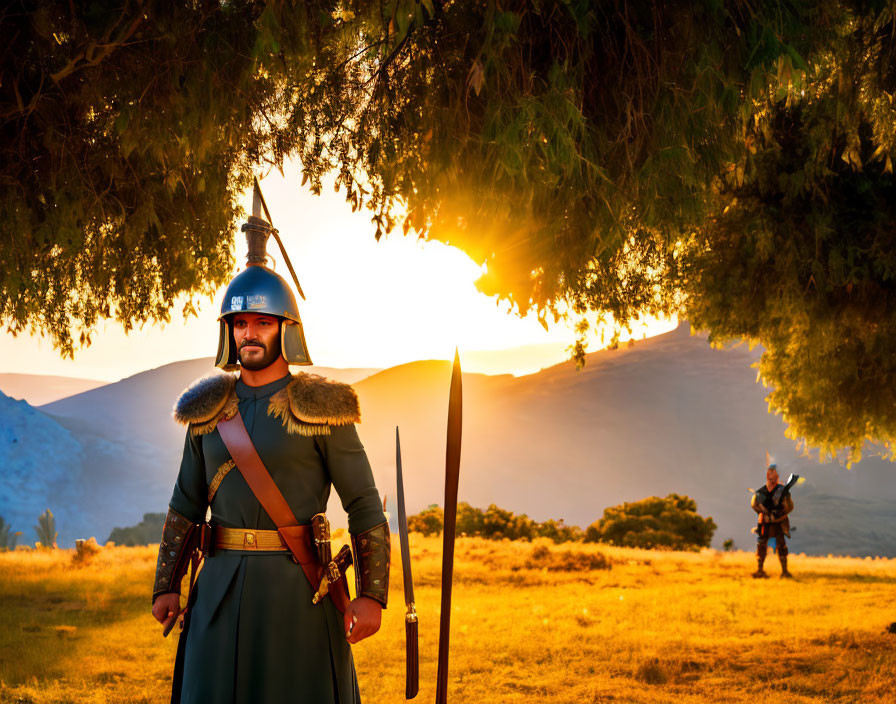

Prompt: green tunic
xmin=168 ymin=374 xmax=386 ymax=704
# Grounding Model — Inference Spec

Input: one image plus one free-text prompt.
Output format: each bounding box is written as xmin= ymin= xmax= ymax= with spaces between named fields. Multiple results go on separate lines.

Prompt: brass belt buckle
xmin=243 ymin=531 xmax=257 ymax=549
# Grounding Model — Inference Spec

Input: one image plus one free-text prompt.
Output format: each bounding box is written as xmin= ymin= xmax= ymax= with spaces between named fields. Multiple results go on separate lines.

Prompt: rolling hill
xmin=2 ymin=325 xmax=893 ymax=555
xmin=0 ymin=373 xmax=107 ymax=406
xmin=351 ymin=325 xmax=896 ymax=556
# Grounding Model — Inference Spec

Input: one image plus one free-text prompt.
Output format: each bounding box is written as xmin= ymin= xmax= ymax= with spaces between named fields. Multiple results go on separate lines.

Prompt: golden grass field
xmin=1 ymin=536 xmax=894 ymax=704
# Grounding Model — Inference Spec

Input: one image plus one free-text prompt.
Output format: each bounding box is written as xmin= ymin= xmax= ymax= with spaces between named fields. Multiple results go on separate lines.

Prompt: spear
xmin=436 ymin=350 xmax=463 ymax=704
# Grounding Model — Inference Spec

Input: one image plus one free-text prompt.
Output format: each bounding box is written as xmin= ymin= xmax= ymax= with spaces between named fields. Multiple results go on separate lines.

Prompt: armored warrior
xmin=751 ymin=464 xmax=795 ymax=579
xmin=151 ymin=187 xmax=390 ymax=704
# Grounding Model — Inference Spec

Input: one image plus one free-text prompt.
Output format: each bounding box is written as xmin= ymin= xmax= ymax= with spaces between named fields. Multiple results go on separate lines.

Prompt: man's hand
xmin=152 ymin=593 xmax=181 ymax=635
xmin=758 ymin=513 xmax=767 ymax=524
xmin=344 ymin=596 xmax=382 ymax=644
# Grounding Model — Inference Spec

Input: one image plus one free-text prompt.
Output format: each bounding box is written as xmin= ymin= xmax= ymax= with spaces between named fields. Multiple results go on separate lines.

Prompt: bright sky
xmin=0 ymin=160 xmax=676 ymax=382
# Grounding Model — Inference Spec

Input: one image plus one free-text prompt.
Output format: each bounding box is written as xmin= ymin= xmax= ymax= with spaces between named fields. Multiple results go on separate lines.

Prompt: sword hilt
xmin=311 ymin=544 xmax=353 ymax=605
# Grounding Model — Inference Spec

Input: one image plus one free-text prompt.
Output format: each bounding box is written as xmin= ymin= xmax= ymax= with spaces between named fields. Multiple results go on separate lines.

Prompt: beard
xmin=238 ymin=339 xmax=281 ymax=371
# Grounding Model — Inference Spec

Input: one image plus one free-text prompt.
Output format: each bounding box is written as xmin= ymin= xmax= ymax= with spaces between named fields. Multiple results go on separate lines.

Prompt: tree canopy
xmin=3 ymin=1 xmax=895 ymax=460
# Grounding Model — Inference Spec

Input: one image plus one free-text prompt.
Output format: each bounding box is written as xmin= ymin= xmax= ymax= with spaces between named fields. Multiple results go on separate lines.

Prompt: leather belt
xmin=214 ymin=527 xmax=290 ymax=552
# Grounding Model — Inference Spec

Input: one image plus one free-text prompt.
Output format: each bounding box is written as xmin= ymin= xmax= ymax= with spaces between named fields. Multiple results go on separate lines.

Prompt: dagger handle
xmin=405 ymin=613 xmax=419 ymax=699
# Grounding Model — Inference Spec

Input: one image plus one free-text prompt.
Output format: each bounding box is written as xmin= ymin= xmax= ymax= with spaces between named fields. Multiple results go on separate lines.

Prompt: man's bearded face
xmin=232 ymin=313 xmax=282 ymax=371
xmin=766 ymin=467 xmax=779 ymax=488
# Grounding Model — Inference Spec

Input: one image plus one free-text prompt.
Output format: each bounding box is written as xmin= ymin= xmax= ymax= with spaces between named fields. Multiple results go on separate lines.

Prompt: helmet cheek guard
xmin=214 ymin=317 xmax=312 ymax=371
xmin=215 ymin=319 xmax=240 ymax=372
xmin=282 ymin=320 xmax=311 ymax=365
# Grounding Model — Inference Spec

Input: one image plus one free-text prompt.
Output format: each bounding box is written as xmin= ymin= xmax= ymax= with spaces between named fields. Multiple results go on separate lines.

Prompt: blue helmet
xmin=214 ymin=216 xmax=311 ymax=370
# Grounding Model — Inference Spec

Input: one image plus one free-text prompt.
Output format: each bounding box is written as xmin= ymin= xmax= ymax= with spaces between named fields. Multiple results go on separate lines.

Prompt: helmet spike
xmin=242 ymin=180 xmax=273 ymax=266
xmin=252 ymin=177 xmax=267 ymax=220
xmin=241 ymin=178 xmax=306 ymax=300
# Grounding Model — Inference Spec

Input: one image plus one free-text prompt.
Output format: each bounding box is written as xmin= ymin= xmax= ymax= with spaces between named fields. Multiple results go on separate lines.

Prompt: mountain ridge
xmin=0 ymin=373 xmax=108 ymax=406
xmin=1 ymin=325 xmax=892 ymax=555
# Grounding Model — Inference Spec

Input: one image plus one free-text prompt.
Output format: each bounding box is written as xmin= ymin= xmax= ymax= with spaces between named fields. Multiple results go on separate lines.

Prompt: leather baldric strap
xmin=216 ymin=413 xmax=350 ymax=613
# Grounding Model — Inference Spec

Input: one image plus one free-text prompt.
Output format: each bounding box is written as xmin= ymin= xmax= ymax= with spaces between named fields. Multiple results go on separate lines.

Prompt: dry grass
xmin=1 ymin=537 xmax=894 ymax=703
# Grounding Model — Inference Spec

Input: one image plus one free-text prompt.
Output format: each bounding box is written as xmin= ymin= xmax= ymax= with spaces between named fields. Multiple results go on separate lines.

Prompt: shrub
xmin=406 ymin=503 xmax=584 ymax=542
xmin=456 ymin=502 xmax=485 ymax=536
xmin=525 ymin=545 xmax=612 ymax=572
xmin=585 ymin=494 xmax=716 ymax=551
xmin=73 ymin=537 xmax=102 ymax=566
xmin=535 ymin=519 xmax=585 ymax=544
xmin=635 ymin=658 xmax=669 ymax=685
xmin=483 ymin=504 xmax=536 ymax=541
xmin=407 ymin=505 xmax=444 ymax=536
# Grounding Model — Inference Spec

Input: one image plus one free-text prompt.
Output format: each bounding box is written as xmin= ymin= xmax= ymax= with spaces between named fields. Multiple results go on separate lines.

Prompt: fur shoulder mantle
xmin=267 ymin=373 xmax=360 ymax=436
xmin=173 ymin=372 xmax=360 ymax=437
xmin=173 ymin=373 xmax=239 ymax=436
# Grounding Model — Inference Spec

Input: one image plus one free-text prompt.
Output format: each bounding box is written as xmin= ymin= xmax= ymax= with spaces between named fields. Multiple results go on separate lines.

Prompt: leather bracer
xmin=351 ymin=521 xmax=390 ymax=608
xmin=152 ymin=508 xmax=198 ymax=604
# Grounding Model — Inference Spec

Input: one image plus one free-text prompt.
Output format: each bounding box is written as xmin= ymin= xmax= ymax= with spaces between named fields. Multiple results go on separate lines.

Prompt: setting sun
xmin=0 ymin=161 xmax=675 ymax=381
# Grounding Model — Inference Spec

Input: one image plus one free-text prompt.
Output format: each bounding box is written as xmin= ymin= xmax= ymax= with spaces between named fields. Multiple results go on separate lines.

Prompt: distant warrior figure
xmin=751 ymin=464 xmax=795 ymax=579
xmin=150 ymin=184 xmax=390 ymax=704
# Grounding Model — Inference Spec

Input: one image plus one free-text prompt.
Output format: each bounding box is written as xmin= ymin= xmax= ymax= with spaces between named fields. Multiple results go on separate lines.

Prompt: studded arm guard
xmin=152 ymin=508 xmax=199 ymax=604
xmin=351 ymin=521 xmax=390 ymax=608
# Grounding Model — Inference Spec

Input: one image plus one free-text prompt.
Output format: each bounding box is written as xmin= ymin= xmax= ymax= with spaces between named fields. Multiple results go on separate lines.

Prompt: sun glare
xmin=0 ymin=162 xmax=677 ymax=381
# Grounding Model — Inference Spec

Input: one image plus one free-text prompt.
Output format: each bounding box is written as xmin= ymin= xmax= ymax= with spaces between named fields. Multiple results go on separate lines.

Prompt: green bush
xmin=407 ymin=503 xmax=583 ymax=543
xmin=106 ymin=513 xmax=166 ymax=547
xmin=535 ymin=519 xmax=585 ymax=544
xmin=456 ymin=502 xmax=485 ymax=536
xmin=483 ymin=504 xmax=535 ymax=541
xmin=406 ymin=505 xmax=444 ymax=537
xmin=585 ymin=494 xmax=716 ymax=551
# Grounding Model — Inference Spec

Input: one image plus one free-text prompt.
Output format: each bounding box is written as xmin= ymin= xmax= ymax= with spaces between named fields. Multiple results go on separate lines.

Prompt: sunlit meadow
xmin=1 ymin=536 xmax=894 ymax=704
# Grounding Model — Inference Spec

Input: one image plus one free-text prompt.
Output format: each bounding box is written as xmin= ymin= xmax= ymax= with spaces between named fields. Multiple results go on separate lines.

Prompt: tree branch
xmin=50 ymin=13 xmax=144 ymax=83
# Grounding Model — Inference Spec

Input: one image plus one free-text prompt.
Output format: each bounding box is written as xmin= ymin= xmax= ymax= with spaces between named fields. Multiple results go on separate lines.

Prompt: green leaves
xmin=585 ymin=494 xmax=717 ymax=551
xmin=3 ymin=1 xmax=896 ymax=461
xmin=0 ymin=1 xmax=274 ymax=355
